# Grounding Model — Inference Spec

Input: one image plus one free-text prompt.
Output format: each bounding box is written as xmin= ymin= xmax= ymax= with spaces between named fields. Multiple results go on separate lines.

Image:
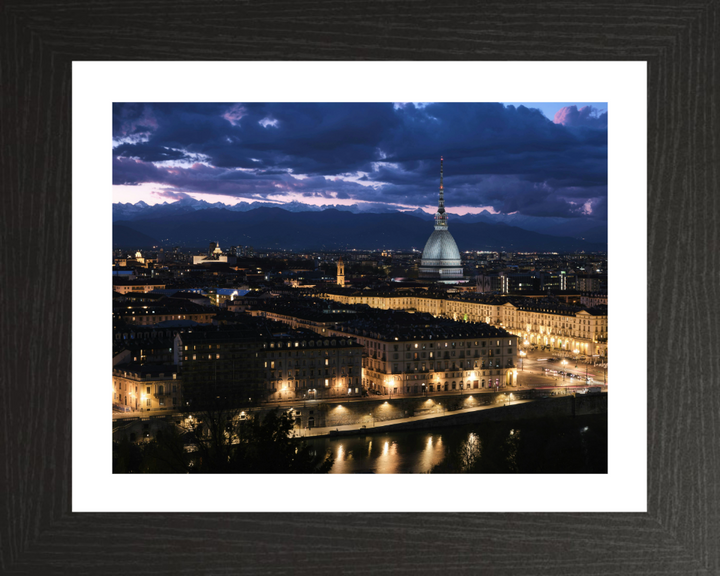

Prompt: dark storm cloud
xmin=114 ymin=142 xmax=190 ymax=163
xmin=113 ymin=103 xmax=159 ymax=142
xmin=113 ymin=102 xmax=607 ymax=220
xmin=113 ymin=157 xmax=165 ymax=186
xmin=151 ymin=189 xmax=194 ymax=202
xmin=553 ymin=105 xmax=607 ymax=130
xmin=113 ymin=156 xmax=376 ymax=201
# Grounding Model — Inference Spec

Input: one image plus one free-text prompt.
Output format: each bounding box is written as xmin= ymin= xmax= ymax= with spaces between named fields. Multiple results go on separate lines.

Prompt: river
xmin=306 ymin=413 xmax=607 ymax=474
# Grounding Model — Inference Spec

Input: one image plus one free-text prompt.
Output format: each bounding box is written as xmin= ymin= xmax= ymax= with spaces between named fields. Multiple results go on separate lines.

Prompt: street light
xmin=561 ymin=359 xmax=568 ymax=381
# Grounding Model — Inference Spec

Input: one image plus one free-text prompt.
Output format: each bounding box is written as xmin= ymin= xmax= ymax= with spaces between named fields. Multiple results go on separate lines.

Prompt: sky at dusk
xmin=112 ymin=102 xmax=607 ymax=220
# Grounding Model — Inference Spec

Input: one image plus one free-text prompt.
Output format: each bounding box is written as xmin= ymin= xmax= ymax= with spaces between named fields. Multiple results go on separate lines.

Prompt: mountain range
xmin=113 ymin=198 xmax=607 ymax=243
xmin=113 ymin=203 xmax=607 ymax=253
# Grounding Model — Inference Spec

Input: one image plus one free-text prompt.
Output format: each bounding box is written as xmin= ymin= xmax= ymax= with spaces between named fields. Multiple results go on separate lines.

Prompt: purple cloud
xmin=113 ymin=102 xmax=607 ymax=221
xmin=553 ymin=105 xmax=607 ymax=129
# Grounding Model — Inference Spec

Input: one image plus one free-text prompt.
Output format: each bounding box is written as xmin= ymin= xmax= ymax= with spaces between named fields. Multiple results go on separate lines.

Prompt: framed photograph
xmin=76 ymin=62 xmax=640 ymax=513
xmin=3 ymin=2 xmax=717 ymax=574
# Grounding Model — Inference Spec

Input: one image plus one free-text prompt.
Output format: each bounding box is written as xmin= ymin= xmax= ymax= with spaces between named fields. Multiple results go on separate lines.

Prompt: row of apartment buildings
xmin=114 ymin=300 xmax=216 ymax=326
xmin=317 ymin=289 xmax=608 ymax=358
xmin=476 ymin=271 xmax=607 ymax=294
xmin=114 ymin=286 xmax=606 ymax=413
xmin=173 ymin=328 xmax=364 ymax=404
xmin=114 ymin=338 xmax=364 ymax=411
xmin=246 ymin=300 xmax=521 ymax=394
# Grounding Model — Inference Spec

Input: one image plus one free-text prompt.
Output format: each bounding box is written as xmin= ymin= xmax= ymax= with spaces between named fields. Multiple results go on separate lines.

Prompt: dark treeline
xmin=113 ymin=408 xmax=334 ymax=474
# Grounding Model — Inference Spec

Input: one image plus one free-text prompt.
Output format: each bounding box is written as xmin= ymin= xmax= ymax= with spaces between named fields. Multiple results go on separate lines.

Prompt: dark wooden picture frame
xmin=2 ymin=2 xmax=717 ymax=574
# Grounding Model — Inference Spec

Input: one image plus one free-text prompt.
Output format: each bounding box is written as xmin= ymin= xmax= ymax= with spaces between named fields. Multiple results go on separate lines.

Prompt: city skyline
xmin=111 ymin=99 xmax=610 ymax=476
xmin=113 ymin=102 xmax=608 ymax=222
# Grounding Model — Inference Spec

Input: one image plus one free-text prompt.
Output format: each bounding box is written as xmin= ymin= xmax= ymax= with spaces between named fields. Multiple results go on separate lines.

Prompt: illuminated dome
xmin=421 ymin=230 xmax=462 ymax=266
xmin=419 ymin=157 xmax=464 ymax=281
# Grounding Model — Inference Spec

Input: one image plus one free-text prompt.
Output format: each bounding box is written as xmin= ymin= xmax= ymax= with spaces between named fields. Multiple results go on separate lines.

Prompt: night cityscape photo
xmin=112 ymin=102 xmax=608 ymax=474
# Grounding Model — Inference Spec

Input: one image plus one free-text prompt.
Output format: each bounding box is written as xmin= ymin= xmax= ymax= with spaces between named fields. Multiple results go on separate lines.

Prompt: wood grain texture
xmin=1 ymin=1 xmax=718 ymax=574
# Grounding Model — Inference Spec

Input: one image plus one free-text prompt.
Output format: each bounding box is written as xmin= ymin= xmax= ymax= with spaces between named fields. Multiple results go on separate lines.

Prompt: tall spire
xmin=435 ymin=156 xmax=448 ymax=229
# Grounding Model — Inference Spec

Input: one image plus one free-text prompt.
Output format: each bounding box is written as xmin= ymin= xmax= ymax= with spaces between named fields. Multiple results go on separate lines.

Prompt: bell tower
xmin=337 ymin=257 xmax=345 ymax=287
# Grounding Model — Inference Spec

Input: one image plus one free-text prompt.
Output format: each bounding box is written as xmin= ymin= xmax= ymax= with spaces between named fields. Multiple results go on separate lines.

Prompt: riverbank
xmin=297 ymin=393 xmax=607 ymax=439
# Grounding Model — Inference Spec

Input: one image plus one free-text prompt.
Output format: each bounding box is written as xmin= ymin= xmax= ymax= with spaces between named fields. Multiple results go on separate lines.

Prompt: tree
xmin=114 ymin=408 xmax=334 ymax=474
xmin=229 ymin=409 xmax=334 ymax=473
xmin=113 ymin=423 xmax=191 ymax=473
xmin=428 ymin=431 xmax=482 ymax=473
xmin=112 ymin=435 xmax=145 ymax=473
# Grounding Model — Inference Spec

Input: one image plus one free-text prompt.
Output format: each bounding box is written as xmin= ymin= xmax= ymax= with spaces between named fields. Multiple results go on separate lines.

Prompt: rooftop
xmin=113 ymin=363 xmax=177 ymax=378
xmin=252 ymin=297 xmax=512 ymax=342
xmin=113 ymin=300 xmax=213 ymax=317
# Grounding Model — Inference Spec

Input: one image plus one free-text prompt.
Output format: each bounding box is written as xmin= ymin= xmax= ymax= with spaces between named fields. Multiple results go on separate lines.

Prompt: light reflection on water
xmin=376 ymin=440 xmax=399 ymax=474
xmin=312 ymin=432 xmax=448 ymax=474
xmin=305 ymin=414 xmax=607 ymax=474
xmin=420 ymin=435 xmax=444 ymax=473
